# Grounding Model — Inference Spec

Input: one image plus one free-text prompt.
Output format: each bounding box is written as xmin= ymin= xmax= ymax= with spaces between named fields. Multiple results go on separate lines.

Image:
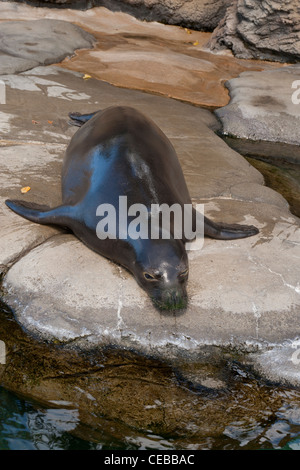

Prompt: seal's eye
xmin=144 ymin=272 xmax=156 ymax=281
xmin=179 ymin=269 xmax=189 ymax=277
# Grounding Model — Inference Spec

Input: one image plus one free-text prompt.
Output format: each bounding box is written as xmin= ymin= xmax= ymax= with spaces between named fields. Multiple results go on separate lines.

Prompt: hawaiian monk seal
xmin=5 ymin=106 xmax=258 ymax=310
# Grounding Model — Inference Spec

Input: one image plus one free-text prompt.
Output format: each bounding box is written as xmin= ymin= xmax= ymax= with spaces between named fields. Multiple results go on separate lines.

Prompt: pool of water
xmin=1 ymin=347 xmax=300 ymax=452
xmin=1 ymin=384 xmax=300 ymax=450
xmin=0 ymin=386 xmax=176 ymax=450
xmin=0 ymin=387 xmax=91 ymax=450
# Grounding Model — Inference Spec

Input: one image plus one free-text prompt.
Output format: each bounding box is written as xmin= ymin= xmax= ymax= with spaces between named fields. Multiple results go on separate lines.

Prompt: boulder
xmin=215 ymin=65 xmax=300 ymax=147
xmin=207 ymin=0 xmax=300 ymax=63
xmin=0 ymin=18 xmax=95 ymax=74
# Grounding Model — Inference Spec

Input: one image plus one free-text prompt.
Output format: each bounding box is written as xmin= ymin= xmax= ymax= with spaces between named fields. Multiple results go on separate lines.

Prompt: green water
xmin=0 ymin=387 xmax=186 ymax=450
xmin=1 ymin=385 xmax=300 ymax=450
xmin=1 ymin=363 xmax=300 ymax=450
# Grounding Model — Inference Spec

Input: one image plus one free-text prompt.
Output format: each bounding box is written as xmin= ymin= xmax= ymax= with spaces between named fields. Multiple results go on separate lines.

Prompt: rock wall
xmin=207 ymin=0 xmax=300 ymax=63
xmin=95 ymin=0 xmax=232 ymax=30
xmin=8 ymin=0 xmax=233 ymax=31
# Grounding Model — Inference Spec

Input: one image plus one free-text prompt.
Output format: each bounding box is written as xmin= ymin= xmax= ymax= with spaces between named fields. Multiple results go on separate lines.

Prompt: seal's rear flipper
xmin=204 ymin=216 xmax=259 ymax=240
xmin=68 ymin=111 xmax=99 ymax=127
xmin=5 ymin=199 xmax=74 ymax=229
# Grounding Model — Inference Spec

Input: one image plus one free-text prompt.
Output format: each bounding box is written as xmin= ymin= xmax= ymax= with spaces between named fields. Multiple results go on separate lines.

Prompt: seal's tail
xmin=5 ymin=199 xmax=74 ymax=228
xmin=68 ymin=111 xmax=99 ymax=127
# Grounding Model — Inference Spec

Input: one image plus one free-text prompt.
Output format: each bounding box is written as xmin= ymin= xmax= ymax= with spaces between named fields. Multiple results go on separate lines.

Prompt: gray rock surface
xmin=215 ymin=65 xmax=300 ymax=147
xmin=1 ymin=66 xmax=300 ymax=386
xmin=0 ymin=18 xmax=95 ymax=74
xmin=207 ymin=0 xmax=300 ymax=63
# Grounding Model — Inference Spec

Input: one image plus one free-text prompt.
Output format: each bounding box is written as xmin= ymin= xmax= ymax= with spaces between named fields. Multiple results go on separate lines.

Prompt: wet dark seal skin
xmin=5 ymin=106 xmax=258 ymax=310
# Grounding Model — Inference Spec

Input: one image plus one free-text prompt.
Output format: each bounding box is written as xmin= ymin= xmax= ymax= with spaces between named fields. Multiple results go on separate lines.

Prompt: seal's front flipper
xmin=204 ymin=216 xmax=259 ymax=240
xmin=68 ymin=111 xmax=99 ymax=127
xmin=5 ymin=199 xmax=75 ymax=229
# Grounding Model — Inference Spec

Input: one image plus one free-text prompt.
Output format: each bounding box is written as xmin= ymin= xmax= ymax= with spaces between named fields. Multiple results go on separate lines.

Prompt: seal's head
xmin=132 ymin=239 xmax=189 ymax=311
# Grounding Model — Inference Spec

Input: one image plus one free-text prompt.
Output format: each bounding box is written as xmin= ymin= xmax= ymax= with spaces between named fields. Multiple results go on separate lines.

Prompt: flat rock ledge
xmin=0 ymin=18 xmax=95 ymax=75
xmin=215 ymin=65 xmax=300 ymax=149
xmin=0 ymin=66 xmax=299 ymax=386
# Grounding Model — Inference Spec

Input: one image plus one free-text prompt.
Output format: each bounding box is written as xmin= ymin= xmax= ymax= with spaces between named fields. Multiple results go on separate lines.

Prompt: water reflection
xmin=0 ymin=386 xmax=177 ymax=450
xmin=0 ymin=387 xmax=85 ymax=450
xmin=1 ymin=384 xmax=300 ymax=450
